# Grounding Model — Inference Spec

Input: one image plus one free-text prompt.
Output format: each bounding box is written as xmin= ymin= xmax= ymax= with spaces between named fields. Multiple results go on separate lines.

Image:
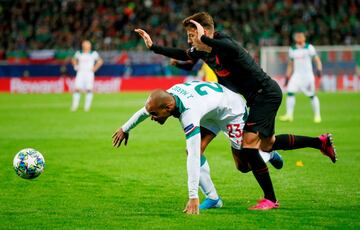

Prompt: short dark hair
xmin=182 ymin=12 xmax=214 ymax=31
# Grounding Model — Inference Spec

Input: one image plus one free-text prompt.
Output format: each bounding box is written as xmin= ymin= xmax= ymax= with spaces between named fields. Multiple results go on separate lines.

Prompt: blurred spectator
xmin=0 ymin=0 xmax=359 ymax=60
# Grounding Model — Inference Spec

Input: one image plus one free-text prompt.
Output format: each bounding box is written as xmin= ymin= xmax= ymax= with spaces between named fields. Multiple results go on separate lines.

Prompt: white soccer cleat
xmin=279 ymin=114 xmax=293 ymax=122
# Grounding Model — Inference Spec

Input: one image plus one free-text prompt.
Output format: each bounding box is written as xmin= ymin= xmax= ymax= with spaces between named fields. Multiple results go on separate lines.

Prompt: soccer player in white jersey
xmin=71 ymin=40 xmax=103 ymax=112
xmin=280 ymin=32 xmax=323 ymax=123
xmin=112 ymin=81 xmax=284 ymax=214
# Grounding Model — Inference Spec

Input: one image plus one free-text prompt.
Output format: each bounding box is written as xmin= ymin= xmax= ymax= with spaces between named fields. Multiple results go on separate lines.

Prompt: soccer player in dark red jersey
xmin=135 ymin=12 xmax=336 ymax=211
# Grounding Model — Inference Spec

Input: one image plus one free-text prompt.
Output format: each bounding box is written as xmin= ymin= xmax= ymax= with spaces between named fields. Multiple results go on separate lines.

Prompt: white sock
xmin=199 ymin=157 xmax=219 ymax=200
xmin=311 ymin=96 xmax=321 ymax=117
xmin=71 ymin=92 xmax=80 ymax=111
xmin=286 ymin=95 xmax=295 ymax=117
xmin=84 ymin=92 xmax=93 ymax=111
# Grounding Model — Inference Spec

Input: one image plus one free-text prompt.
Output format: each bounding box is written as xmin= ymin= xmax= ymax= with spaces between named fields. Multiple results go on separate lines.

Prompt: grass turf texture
xmin=0 ymin=92 xmax=359 ymax=229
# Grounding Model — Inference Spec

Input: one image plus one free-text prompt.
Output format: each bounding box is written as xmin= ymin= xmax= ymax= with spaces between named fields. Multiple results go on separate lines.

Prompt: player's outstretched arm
xmin=112 ymin=128 xmax=129 ymax=147
xmin=134 ymin=28 xmax=153 ymax=48
xmin=135 ymin=29 xmax=191 ymax=61
xmin=170 ymin=59 xmax=197 ymax=71
xmin=112 ymin=107 xmax=150 ymax=149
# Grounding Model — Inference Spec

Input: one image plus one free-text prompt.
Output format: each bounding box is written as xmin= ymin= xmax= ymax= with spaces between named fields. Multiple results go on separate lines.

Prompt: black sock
xmin=272 ymin=134 xmax=321 ymax=150
xmin=241 ymin=148 xmax=276 ymax=202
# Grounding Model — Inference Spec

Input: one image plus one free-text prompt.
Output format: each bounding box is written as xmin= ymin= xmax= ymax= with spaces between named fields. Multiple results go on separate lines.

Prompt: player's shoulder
xmin=303 ymin=43 xmax=316 ymax=50
xmin=214 ymin=31 xmax=232 ymax=40
xmin=290 ymin=44 xmax=297 ymax=51
xmin=91 ymin=50 xmax=99 ymax=56
xmin=214 ymin=31 xmax=239 ymax=45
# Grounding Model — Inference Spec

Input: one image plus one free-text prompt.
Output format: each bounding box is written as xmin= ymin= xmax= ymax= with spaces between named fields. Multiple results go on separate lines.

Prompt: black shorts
xmin=244 ymin=79 xmax=282 ymax=138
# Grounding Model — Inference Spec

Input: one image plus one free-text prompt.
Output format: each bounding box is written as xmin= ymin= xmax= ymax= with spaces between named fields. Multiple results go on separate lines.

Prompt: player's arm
xmin=93 ymin=57 xmax=104 ymax=72
xmin=170 ymin=59 xmax=198 ymax=71
xmin=182 ymin=122 xmax=201 ymax=215
xmin=313 ymin=55 xmax=323 ymax=78
xmin=71 ymin=53 xmax=79 ymax=71
xmin=285 ymin=60 xmax=294 ymax=87
xmin=310 ymin=45 xmax=322 ymax=78
xmin=200 ymin=35 xmax=238 ymax=54
xmin=112 ymin=107 xmax=150 ymax=148
xmin=134 ymin=28 xmax=192 ymax=61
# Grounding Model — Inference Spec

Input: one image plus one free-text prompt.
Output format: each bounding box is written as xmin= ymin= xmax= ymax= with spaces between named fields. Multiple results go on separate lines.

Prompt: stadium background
xmin=0 ymin=0 xmax=359 ymax=92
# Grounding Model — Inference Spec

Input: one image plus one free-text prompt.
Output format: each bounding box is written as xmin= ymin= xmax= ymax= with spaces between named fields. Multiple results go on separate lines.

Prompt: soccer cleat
xmin=319 ymin=133 xmax=337 ymax=163
xmin=199 ymin=197 xmax=223 ymax=210
xmin=279 ymin=114 xmax=293 ymax=122
xmin=248 ymin=198 xmax=279 ymax=210
xmin=269 ymin=151 xmax=284 ymax=169
xmin=314 ymin=115 xmax=322 ymax=123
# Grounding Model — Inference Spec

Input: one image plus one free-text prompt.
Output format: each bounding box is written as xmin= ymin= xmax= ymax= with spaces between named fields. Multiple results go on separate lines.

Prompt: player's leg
xmin=198 ymin=126 xmax=222 ymax=209
xmin=301 ymin=78 xmax=321 ymax=123
xmin=279 ymin=92 xmax=295 ymax=122
xmin=244 ymin=80 xmax=282 ymax=210
xmin=223 ymin=114 xmax=283 ymax=170
xmin=307 ymin=80 xmax=321 ymax=123
xmin=84 ymin=74 xmax=95 ymax=112
xmin=242 ymin=132 xmax=278 ymax=207
xmin=280 ymin=77 xmax=298 ymax=122
xmin=84 ymin=89 xmax=93 ymax=112
xmin=231 ymin=147 xmax=250 ymax=172
xmin=269 ymin=133 xmax=336 ymax=163
xmin=310 ymin=95 xmax=321 ymax=123
xmin=71 ymin=74 xmax=82 ymax=111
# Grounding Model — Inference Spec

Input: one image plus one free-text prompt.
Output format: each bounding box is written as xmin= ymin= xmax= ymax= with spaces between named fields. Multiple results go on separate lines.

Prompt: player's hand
xmin=189 ymin=20 xmax=204 ymax=40
xmin=170 ymin=59 xmax=178 ymax=66
xmin=112 ymin=128 xmax=129 ymax=147
xmin=183 ymin=198 xmax=200 ymax=215
xmin=134 ymin=28 xmax=153 ymax=49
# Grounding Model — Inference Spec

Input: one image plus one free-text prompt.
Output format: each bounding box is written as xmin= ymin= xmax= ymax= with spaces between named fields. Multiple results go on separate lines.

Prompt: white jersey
xmin=289 ymin=43 xmax=317 ymax=78
xmin=121 ymin=81 xmax=247 ymax=199
xmin=74 ymin=51 xmax=100 ymax=73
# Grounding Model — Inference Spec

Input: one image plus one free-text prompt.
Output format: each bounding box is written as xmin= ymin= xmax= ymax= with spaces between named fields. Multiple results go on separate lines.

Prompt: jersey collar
xmin=169 ymin=93 xmax=187 ymax=118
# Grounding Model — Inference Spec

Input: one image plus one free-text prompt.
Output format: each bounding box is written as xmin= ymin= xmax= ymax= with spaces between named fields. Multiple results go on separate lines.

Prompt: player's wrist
xmin=189 ymin=194 xmax=199 ymax=199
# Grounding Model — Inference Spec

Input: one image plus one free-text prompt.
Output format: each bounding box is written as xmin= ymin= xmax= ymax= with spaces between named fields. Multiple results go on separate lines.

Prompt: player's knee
xmin=242 ymin=134 xmax=259 ymax=147
xmin=260 ymin=136 xmax=275 ymax=152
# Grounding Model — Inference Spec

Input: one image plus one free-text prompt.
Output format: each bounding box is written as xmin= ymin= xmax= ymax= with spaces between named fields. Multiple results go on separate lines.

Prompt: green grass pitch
xmin=0 ymin=92 xmax=359 ymax=229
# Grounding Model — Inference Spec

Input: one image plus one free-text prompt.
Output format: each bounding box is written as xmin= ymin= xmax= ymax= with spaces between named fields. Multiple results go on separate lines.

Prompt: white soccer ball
xmin=13 ymin=148 xmax=45 ymax=179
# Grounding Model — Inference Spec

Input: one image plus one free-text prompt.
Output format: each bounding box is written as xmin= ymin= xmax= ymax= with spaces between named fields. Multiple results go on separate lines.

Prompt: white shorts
xmin=287 ymin=74 xmax=315 ymax=97
xmin=201 ymin=115 xmax=244 ymax=151
xmin=200 ymin=118 xmax=271 ymax=162
xmin=75 ymin=71 xmax=95 ymax=91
